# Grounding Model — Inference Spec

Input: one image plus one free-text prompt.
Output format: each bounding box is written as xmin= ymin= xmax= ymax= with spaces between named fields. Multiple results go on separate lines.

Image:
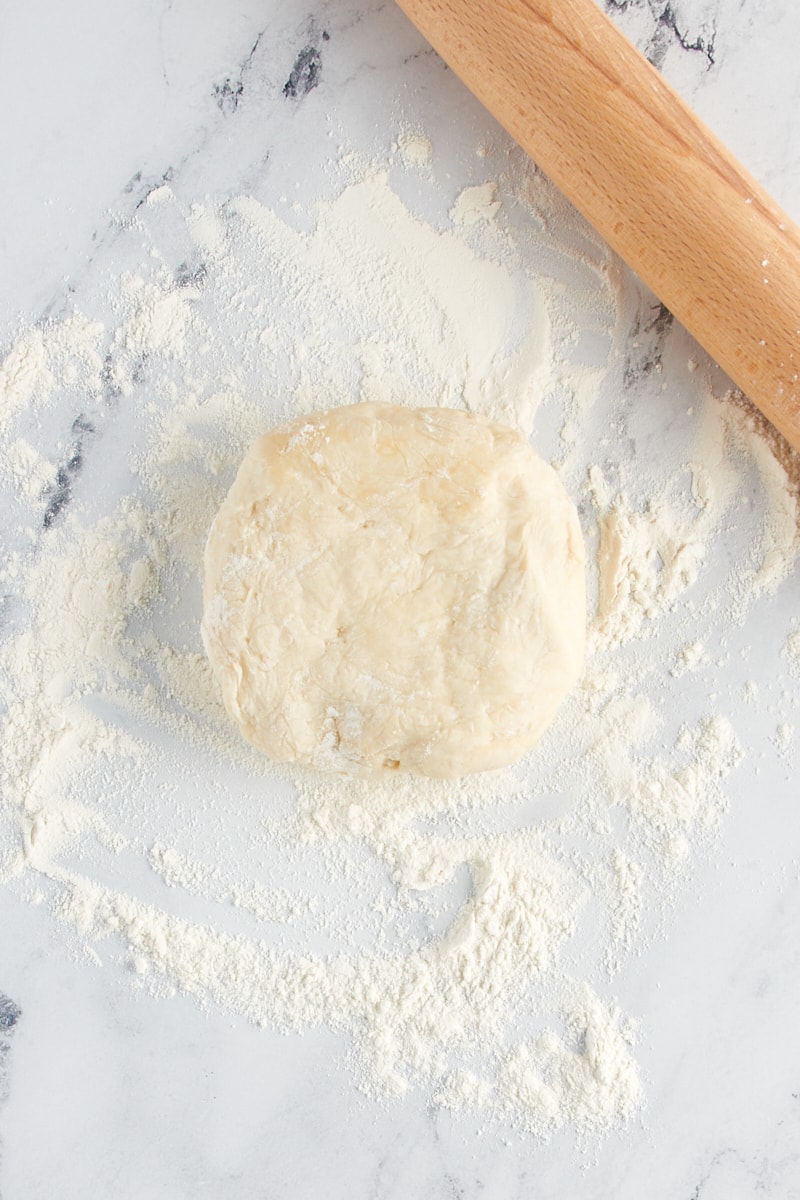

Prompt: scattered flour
xmin=671 ymin=641 xmax=704 ymax=677
xmin=785 ymin=630 xmax=800 ymax=669
xmin=501 ymin=983 xmax=642 ymax=1137
xmin=396 ymin=129 xmax=433 ymax=168
xmin=600 ymin=850 xmax=643 ymax=976
xmin=6 ymin=439 xmax=58 ymax=503
xmin=775 ymin=723 xmax=794 ymax=755
xmin=450 ymin=182 xmax=502 ymax=226
xmin=692 ymin=388 xmax=800 ymax=602
xmin=0 ymin=316 xmax=104 ymax=430
xmin=0 ymin=134 xmax=798 ymax=1149
xmin=0 ymin=330 xmax=52 ymax=430
xmin=433 ymin=1070 xmax=493 ymax=1113
xmin=591 ymin=494 xmax=708 ymax=649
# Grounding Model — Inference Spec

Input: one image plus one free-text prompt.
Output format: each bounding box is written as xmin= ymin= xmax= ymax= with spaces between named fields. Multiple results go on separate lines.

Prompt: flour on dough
xmin=202 ymin=402 xmax=585 ymax=777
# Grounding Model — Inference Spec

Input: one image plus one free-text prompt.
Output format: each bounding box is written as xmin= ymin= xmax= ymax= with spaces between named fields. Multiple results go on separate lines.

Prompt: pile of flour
xmin=0 ymin=136 xmax=798 ymax=1145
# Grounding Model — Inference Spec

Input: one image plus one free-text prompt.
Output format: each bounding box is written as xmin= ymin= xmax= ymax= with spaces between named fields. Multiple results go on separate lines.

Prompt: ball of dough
xmin=202 ymin=403 xmax=585 ymax=778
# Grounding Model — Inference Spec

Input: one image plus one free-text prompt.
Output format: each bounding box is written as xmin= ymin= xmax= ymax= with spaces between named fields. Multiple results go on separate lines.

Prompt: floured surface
xmin=1 ymin=129 xmax=799 ymax=1165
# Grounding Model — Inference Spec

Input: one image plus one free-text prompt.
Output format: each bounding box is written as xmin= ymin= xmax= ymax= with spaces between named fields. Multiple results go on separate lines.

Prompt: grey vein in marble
xmin=604 ymin=0 xmax=717 ymax=68
xmin=42 ymin=415 xmax=96 ymax=530
xmin=0 ymin=995 xmax=21 ymax=1159
xmin=283 ymin=29 xmax=330 ymax=100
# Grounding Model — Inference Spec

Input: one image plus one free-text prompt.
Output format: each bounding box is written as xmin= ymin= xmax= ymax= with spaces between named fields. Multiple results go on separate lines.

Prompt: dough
xmin=202 ymin=403 xmax=585 ymax=778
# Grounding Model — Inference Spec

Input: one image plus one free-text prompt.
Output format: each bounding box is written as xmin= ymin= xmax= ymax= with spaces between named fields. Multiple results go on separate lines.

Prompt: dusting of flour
xmin=0 ymin=136 xmax=798 ymax=1149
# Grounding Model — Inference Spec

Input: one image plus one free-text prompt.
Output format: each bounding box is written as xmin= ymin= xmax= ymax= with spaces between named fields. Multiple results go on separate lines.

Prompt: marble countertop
xmin=1 ymin=1 xmax=799 ymax=1197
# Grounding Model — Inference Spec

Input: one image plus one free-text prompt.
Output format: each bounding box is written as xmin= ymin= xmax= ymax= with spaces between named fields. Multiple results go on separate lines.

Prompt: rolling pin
xmin=394 ymin=0 xmax=800 ymax=453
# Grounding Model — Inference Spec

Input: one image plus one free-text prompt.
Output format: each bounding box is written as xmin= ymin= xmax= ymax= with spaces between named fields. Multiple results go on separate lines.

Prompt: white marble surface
xmin=1 ymin=1 xmax=799 ymax=1197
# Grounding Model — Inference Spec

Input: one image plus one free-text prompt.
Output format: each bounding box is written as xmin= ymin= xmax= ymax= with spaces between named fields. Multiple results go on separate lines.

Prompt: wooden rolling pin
xmin=394 ymin=0 xmax=800 ymax=453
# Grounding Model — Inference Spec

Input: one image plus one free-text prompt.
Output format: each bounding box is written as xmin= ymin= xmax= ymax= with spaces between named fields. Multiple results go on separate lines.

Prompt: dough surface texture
xmin=202 ymin=403 xmax=585 ymax=778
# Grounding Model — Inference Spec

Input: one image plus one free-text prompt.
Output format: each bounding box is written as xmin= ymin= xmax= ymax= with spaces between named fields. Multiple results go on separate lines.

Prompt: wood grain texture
xmin=395 ymin=0 xmax=800 ymax=452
